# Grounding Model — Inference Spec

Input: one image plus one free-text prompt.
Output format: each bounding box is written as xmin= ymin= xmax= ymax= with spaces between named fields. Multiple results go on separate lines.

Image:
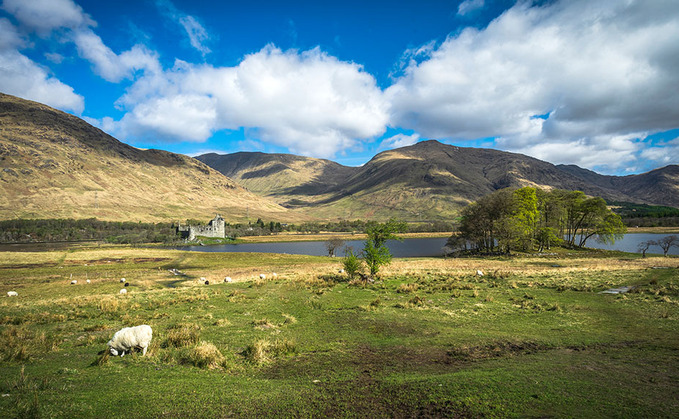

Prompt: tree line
xmin=0 ymin=218 xmax=179 ymax=244
xmin=446 ymin=187 xmax=627 ymax=255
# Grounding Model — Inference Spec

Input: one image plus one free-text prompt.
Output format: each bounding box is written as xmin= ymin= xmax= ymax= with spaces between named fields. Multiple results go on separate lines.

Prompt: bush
xmin=180 ymin=341 xmax=226 ymax=370
xmin=342 ymin=248 xmax=363 ymax=278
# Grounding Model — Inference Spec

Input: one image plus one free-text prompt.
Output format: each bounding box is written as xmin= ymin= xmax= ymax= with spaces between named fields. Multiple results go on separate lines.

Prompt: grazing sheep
xmin=108 ymin=325 xmax=153 ymax=357
xmin=86 ymin=279 xmax=91 ymax=284
xmin=272 ymin=272 xmax=278 ymax=279
xmin=120 ymin=278 xmax=126 ymax=283
xmin=259 ymin=274 xmax=266 ymax=280
xmin=7 ymin=291 xmax=18 ymax=297
xmin=224 ymin=277 xmax=232 ymax=283
xmin=476 ymin=270 xmax=484 ymax=277
xmin=119 ymin=288 xmax=127 ymax=295
xmin=71 ymin=280 xmax=77 ymax=285
xmin=124 ymin=283 xmax=129 ymax=287
xmin=204 ymin=280 xmax=210 ymax=285
xmin=339 ymin=269 xmax=345 ymax=274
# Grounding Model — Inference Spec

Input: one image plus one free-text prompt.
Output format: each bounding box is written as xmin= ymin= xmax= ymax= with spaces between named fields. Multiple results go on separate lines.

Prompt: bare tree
xmin=637 ymin=240 xmax=656 ymax=258
xmin=325 ymin=237 xmax=346 ymax=257
xmin=657 ymin=235 xmax=679 ymax=257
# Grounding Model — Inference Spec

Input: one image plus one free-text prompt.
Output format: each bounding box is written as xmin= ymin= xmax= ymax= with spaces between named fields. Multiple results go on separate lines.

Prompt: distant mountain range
xmin=0 ymin=93 xmax=287 ymax=222
xmin=1 ymin=92 xmax=676 ymax=223
xmin=197 ymin=141 xmax=679 ymax=220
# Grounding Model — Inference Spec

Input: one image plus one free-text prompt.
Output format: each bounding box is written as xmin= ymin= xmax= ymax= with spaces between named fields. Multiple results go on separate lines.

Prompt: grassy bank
xmin=1 ymin=246 xmax=678 ymax=417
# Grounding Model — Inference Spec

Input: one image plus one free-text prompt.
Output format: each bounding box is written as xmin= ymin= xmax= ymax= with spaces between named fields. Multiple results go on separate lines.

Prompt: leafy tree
xmin=362 ymin=219 xmax=406 ymax=276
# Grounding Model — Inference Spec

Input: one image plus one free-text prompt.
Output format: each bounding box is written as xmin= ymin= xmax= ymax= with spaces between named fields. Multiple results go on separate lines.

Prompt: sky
xmin=1 ymin=0 xmax=678 ymax=175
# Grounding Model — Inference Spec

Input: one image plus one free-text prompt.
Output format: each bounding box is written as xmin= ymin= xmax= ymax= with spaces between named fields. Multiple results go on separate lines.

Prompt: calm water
xmin=177 ymin=237 xmax=449 ymax=257
xmin=177 ymin=233 xmax=678 ymax=256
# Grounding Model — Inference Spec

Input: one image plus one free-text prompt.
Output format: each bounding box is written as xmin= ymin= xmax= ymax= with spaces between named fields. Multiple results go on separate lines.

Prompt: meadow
xmin=0 ymin=244 xmax=677 ymax=417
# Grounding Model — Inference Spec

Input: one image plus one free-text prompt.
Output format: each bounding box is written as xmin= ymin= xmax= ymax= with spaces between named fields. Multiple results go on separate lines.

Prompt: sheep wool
xmin=119 ymin=288 xmax=127 ymax=295
xmin=108 ymin=325 xmax=153 ymax=357
xmin=7 ymin=291 xmax=18 ymax=297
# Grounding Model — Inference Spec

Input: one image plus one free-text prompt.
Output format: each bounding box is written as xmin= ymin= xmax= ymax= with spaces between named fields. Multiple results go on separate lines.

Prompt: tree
xmin=657 ymin=235 xmax=679 ymax=257
xmin=637 ymin=240 xmax=656 ymax=258
xmin=325 ymin=237 xmax=345 ymax=257
xmin=362 ymin=219 xmax=406 ymax=276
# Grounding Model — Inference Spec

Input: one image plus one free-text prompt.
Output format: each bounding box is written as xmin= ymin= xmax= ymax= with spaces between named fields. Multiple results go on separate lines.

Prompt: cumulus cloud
xmin=73 ymin=30 xmax=160 ymax=82
xmin=379 ymin=133 xmax=421 ymax=151
xmin=0 ymin=18 xmax=83 ymax=113
xmin=114 ymin=45 xmax=388 ymax=158
xmin=387 ymin=0 xmax=679 ymax=172
xmin=0 ymin=0 xmax=94 ymax=35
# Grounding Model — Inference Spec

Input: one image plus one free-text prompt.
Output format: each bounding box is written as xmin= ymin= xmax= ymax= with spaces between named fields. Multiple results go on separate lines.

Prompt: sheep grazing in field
xmin=339 ymin=269 xmax=345 ymax=274
xmin=86 ymin=279 xmax=91 ymax=284
xmin=108 ymin=325 xmax=153 ymax=357
xmin=119 ymin=288 xmax=127 ymax=295
xmin=259 ymin=274 xmax=266 ymax=280
xmin=7 ymin=291 xmax=18 ymax=297
xmin=204 ymin=280 xmax=210 ymax=285
xmin=272 ymin=272 xmax=278 ymax=279
xmin=70 ymin=280 xmax=77 ymax=285
xmin=120 ymin=278 xmax=126 ymax=283
xmin=124 ymin=283 xmax=129 ymax=287
xmin=224 ymin=277 xmax=232 ymax=283
xmin=476 ymin=270 xmax=484 ymax=277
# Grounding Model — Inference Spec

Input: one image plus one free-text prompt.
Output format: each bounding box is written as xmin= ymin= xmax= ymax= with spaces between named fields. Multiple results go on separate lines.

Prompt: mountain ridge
xmin=197 ymin=140 xmax=679 ymax=220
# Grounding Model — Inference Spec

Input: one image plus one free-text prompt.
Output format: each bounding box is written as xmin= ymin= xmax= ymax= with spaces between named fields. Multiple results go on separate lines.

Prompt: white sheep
xmin=7 ymin=291 xmax=18 ymax=297
xmin=70 ymin=280 xmax=77 ymax=285
xmin=120 ymin=278 xmax=126 ymax=283
xmin=259 ymin=274 xmax=266 ymax=280
xmin=476 ymin=270 xmax=484 ymax=277
xmin=107 ymin=325 xmax=153 ymax=357
xmin=119 ymin=288 xmax=127 ymax=295
xmin=86 ymin=279 xmax=91 ymax=284
xmin=224 ymin=277 xmax=232 ymax=283
xmin=272 ymin=272 xmax=278 ymax=279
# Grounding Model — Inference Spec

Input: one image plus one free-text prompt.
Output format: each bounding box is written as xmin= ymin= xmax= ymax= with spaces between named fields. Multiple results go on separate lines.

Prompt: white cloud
xmin=1 ymin=0 xmax=94 ymax=34
xmin=73 ymin=30 xmax=160 ymax=82
xmin=114 ymin=45 xmax=388 ymax=157
xmin=387 ymin=0 xmax=679 ymax=172
xmin=640 ymin=137 xmax=679 ymax=167
xmin=457 ymin=0 xmax=485 ymax=16
xmin=0 ymin=18 xmax=83 ymax=113
xmin=379 ymin=133 xmax=421 ymax=150
xmin=156 ymin=0 xmax=211 ymax=56
xmin=179 ymin=15 xmax=211 ymax=56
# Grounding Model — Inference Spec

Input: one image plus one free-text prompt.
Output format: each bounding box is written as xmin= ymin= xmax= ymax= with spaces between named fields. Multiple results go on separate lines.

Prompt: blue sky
xmin=1 ymin=0 xmax=678 ymax=174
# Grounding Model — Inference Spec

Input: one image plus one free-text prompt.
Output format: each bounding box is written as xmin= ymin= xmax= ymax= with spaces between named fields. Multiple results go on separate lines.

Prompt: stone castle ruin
xmin=177 ymin=215 xmax=226 ymax=241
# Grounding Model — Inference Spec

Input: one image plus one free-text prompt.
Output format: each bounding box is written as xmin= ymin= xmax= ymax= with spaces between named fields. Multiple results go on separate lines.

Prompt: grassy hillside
xmin=1 ymin=245 xmax=677 ymax=417
xmin=0 ymin=93 xmax=291 ymax=223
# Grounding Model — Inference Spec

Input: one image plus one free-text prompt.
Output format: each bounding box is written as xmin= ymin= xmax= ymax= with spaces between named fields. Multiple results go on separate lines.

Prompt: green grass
xmin=1 ymin=246 xmax=678 ymax=417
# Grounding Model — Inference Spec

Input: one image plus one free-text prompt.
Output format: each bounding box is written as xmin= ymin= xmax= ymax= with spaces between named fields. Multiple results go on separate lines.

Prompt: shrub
xmin=342 ymin=248 xmax=363 ymax=279
xmin=243 ymin=338 xmax=296 ymax=365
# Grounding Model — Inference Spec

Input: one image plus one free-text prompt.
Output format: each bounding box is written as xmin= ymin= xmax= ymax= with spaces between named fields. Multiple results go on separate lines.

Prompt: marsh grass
xmin=242 ymin=338 xmax=297 ymax=365
xmin=164 ymin=323 xmax=201 ymax=348
xmin=179 ymin=341 xmax=226 ymax=370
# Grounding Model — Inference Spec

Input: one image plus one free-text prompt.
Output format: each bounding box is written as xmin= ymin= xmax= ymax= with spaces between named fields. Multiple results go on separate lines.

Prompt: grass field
xmin=1 ymin=245 xmax=678 ymax=417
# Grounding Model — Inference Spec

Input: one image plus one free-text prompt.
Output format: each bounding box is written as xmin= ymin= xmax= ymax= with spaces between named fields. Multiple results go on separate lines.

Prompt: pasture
xmin=1 ymin=245 xmax=678 ymax=417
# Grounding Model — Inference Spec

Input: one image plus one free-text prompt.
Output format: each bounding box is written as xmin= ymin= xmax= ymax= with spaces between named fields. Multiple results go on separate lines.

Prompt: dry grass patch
xmin=164 ymin=323 xmax=201 ymax=348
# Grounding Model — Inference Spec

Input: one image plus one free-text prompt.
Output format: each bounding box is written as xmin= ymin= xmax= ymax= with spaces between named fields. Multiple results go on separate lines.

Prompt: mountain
xmin=0 ymin=93 xmax=288 ymax=222
xmin=197 ymin=140 xmax=679 ymax=220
